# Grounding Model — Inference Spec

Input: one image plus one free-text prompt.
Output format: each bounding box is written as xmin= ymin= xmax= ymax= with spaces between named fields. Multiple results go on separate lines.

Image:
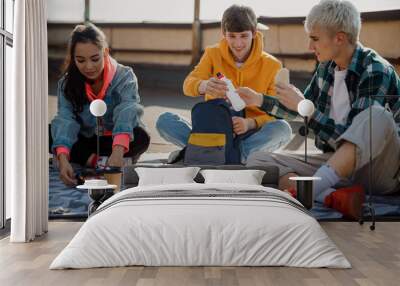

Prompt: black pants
xmin=49 ymin=125 xmax=150 ymax=166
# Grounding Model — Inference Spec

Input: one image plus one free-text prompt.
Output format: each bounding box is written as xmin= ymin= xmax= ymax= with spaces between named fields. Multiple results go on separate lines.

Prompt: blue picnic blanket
xmin=311 ymin=196 xmax=400 ymax=220
xmin=49 ymin=164 xmax=400 ymax=220
xmin=49 ymin=164 xmax=90 ymax=218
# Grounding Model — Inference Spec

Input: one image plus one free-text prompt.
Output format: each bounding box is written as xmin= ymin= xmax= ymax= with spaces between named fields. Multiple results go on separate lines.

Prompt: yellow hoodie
xmin=183 ymin=31 xmax=281 ymax=127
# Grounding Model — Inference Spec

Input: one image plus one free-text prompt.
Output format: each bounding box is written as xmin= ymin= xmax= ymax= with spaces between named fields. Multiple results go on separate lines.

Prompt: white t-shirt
xmin=330 ymin=67 xmax=351 ymax=125
xmin=235 ymin=62 xmax=243 ymax=68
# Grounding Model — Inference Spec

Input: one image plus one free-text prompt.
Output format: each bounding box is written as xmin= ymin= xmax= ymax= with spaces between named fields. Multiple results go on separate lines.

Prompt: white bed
xmin=50 ymin=183 xmax=351 ymax=269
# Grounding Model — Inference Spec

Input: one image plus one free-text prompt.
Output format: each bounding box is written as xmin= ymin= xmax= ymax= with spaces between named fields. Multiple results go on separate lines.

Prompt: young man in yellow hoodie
xmin=156 ymin=5 xmax=292 ymax=163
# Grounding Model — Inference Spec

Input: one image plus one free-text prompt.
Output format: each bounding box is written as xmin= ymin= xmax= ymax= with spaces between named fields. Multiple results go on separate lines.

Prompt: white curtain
xmin=7 ymin=0 xmax=48 ymax=242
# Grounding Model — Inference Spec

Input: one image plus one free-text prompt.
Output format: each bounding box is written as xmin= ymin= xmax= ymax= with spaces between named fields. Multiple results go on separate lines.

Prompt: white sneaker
xmin=168 ymin=149 xmax=183 ymax=164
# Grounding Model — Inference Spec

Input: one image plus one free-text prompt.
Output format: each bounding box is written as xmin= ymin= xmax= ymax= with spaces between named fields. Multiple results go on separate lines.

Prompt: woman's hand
xmin=236 ymin=87 xmax=263 ymax=107
xmin=58 ymin=154 xmax=77 ymax=186
xmin=232 ymin=117 xmax=256 ymax=135
xmin=107 ymin=145 xmax=125 ymax=167
xmin=199 ymin=78 xmax=228 ymax=98
xmin=275 ymin=83 xmax=304 ymax=112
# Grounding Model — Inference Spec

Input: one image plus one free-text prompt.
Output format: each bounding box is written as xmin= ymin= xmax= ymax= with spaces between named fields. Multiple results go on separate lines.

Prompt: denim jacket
xmin=51 ymin=64 xmax=144 ymax=151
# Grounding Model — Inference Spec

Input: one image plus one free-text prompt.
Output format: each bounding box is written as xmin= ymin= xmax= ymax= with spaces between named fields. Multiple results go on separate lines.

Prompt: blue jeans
xmin=156 ymin=112 xmax=292 ymax=163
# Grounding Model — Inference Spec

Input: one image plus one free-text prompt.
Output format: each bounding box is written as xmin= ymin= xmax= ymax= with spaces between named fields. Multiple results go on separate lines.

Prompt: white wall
xmin=47 ymin=0 xmax=84 ymax=23
xmin=91 ymin=0 xmax=194 ymax=23
xmin=47 ymin=0 xmax=400 ymax=23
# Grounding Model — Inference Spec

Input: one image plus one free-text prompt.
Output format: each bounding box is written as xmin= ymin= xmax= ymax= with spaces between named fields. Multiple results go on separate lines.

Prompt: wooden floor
xmin=0 ymin=222 xmax=399 ymax=286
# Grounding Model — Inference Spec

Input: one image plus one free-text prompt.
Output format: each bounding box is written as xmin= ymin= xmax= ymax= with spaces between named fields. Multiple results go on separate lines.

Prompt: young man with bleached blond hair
xmin=240 ymin=0 xmax=400 ymax=219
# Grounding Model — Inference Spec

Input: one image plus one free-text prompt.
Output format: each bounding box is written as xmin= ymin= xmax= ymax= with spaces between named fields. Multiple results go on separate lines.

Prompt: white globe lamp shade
xmin=90 ymin=99 xmax=107 ymax=117
xmin=297 ymin=99 xmax=315 ymax=117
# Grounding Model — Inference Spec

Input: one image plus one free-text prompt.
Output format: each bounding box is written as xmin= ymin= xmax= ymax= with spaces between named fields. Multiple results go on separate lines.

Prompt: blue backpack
xmin=183 ymin=99 xmax=242 ymax=165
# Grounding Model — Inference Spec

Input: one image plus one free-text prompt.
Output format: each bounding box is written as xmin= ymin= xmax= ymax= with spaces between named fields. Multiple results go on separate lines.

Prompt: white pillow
xmin=135 ymin=167 xmax=201 ymax=186
xmin=200 ymin=169 xmax=266 ymax=185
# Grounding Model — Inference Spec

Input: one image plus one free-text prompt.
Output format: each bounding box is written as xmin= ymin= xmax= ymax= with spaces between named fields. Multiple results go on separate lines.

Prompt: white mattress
xmin=50 ymin=183 xmax=351 ymax=269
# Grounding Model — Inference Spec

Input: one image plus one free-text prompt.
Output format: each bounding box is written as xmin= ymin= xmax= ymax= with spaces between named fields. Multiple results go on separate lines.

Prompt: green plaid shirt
xmin=261 ymin=43 xmax=400 ymax=151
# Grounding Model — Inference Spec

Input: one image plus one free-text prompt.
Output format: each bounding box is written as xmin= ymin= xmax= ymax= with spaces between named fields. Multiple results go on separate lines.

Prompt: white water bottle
xmin=216 ymin=72 xmax=246 ymax=111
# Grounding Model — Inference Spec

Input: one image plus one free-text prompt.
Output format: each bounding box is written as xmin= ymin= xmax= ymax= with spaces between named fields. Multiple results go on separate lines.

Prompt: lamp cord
xmin=96 ymin=117 xmax=100 ymax=169
xmin=305 ymin=116 xmax=308 ymax=163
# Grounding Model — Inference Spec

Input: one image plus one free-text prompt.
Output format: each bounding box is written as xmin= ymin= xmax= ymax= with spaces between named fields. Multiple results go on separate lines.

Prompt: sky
xmin=47 ymin=0 xmax=400 ymax=23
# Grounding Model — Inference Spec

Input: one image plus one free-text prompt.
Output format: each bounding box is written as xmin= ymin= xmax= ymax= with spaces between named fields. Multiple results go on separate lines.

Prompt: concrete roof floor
xmin=48 ymin=86 xmax=319 ymax=155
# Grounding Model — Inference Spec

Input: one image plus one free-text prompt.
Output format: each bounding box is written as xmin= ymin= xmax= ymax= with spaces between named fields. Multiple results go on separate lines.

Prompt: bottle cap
xmin=216 ymin=72 xmax=224 ymax=79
